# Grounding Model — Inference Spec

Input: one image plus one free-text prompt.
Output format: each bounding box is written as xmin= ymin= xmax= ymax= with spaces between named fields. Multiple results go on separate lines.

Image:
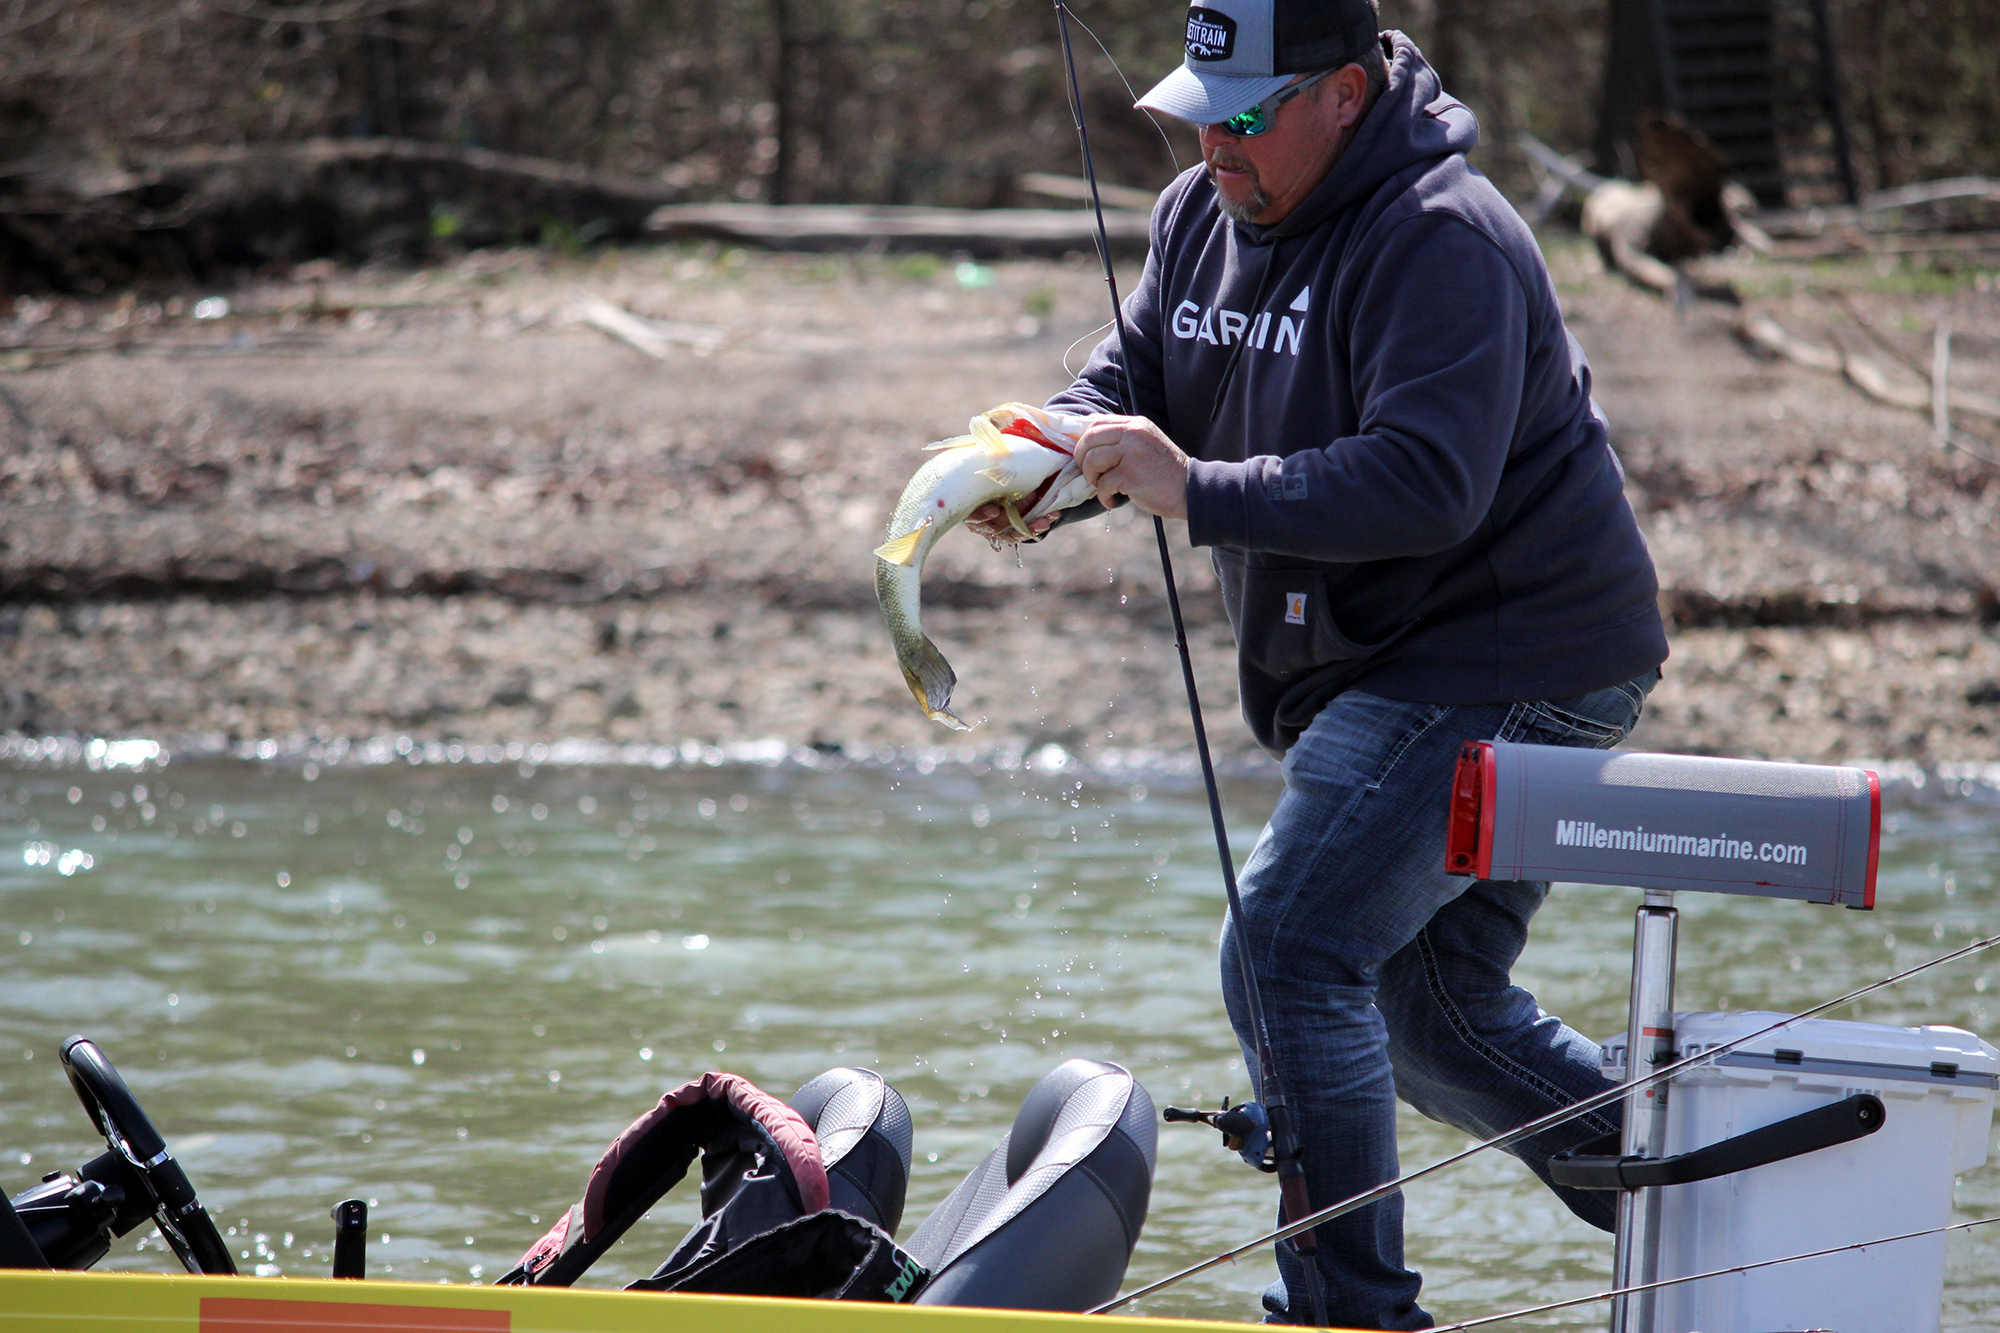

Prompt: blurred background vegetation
xmin=1 ymin=0 xmax=1994 ymax=210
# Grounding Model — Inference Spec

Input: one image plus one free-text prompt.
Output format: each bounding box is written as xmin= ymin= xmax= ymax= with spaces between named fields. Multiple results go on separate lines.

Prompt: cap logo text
xmin=1185 ymin=7 xmax=1237 ymax=61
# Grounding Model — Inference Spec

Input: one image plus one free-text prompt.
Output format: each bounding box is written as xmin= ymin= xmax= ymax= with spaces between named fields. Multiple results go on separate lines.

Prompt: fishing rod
xmin=1430 ymin=1212 xmax=2000 ymax=1331
xmin=1094 ymin=927 xmax=2000 ymax=1312
xmin=1048 ymin=4 xmax=1331 ymax=1326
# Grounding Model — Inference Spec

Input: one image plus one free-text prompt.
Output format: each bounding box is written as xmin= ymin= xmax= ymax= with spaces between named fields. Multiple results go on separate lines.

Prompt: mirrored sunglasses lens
xmin=1223 ymin=104 xmax=1267 ymax=136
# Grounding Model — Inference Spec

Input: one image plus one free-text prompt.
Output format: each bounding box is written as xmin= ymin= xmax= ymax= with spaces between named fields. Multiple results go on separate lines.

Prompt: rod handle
xmin=330 ymin=1198 xmax=367 ymax=1280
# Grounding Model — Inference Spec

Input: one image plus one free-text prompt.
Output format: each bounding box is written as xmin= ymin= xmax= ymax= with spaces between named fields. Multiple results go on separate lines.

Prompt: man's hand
xmin=1076 ymin=415 xmax=1189 ymax=520
xmin=965 ymin=505 xmax=1054 ymax=545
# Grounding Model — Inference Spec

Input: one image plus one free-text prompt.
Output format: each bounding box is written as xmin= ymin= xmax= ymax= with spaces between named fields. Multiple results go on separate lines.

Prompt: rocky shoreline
xmin=3 ymin=239 xmax=1998 ymax=771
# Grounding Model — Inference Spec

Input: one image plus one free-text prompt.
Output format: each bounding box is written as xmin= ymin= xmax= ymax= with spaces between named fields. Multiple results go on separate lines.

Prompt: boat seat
xmin=790 ymin=1066 xmax=914 ymax=1236
xmin=906 ymin=1058 xmax=1155 ymax=1311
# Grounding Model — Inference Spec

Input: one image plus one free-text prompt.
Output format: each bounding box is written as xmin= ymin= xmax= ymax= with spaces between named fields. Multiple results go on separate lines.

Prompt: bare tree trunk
xmin=769 ymin=0 xmax=798 ymax=204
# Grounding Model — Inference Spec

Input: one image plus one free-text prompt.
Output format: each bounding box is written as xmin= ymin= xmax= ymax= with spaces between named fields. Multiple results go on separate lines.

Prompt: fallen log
xmin=1737 ymin=313 xmax=2000 ymax=464
xmin=0 ymin=137 xmax=684 ymax=290
xmin=644 ymin=202 xmax=1150 ymax=258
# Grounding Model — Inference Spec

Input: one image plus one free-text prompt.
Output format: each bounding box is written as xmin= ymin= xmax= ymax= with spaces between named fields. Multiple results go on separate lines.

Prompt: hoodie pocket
xmin=1211 ymin=549 xmax=1389 ymax=679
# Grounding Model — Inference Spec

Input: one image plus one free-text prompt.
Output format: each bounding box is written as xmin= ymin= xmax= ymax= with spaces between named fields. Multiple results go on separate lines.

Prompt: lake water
xmin=3 ymin=741 xmax=1997 ymax=1328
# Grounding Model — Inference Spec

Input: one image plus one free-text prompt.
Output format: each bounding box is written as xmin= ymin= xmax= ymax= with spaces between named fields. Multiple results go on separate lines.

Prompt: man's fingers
xmin=1079 ymin=436 xmax=1122 ymax=487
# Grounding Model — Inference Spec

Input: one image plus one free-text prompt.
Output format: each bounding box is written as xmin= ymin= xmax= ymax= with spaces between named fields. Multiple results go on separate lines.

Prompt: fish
xmin=874 ymin=402 xmax=1097 ymax=729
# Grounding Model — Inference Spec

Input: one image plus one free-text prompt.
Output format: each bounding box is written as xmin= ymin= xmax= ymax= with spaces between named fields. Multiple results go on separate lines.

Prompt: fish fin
xmin=921 ymin=434 xmax=975 ymax=452
xmin=873 ymin=519 xmax=931 ymax=567
xmin=1002 ymin=499 xmax=1032 ymax=537
xmin=899 ymin=635 xmax=976 ymax=731
xmin=975 ymin=466 xmax=1009 ymax=484
xmin=969 ymin=414 xmax=1011 ymax=458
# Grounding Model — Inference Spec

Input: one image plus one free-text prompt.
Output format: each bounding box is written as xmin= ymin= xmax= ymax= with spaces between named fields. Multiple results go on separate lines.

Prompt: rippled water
xmin=2 ymin=752 xmax=1997 ymax=1328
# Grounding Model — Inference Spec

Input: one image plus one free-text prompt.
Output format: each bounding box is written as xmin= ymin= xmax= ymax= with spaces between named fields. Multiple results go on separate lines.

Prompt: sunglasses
xmin=1210 ymin=68 xmax=1336 ymax=137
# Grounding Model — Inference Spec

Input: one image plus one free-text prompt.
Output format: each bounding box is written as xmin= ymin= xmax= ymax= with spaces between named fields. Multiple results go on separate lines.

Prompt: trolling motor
xmin=1163 ymin=1097 xmax=1274 ymax=1172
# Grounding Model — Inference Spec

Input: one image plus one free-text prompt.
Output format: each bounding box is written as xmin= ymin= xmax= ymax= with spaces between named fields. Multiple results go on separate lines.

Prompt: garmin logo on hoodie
xmin=1185 ymin=8 xmax=1236 ymax=61
xmin=1171 ymin=286 xmax=1310 ymax=355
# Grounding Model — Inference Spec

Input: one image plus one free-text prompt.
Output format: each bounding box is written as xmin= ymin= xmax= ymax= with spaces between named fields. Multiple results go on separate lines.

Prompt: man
xmin=971 ymin=1 xmax=1668 ymax=1327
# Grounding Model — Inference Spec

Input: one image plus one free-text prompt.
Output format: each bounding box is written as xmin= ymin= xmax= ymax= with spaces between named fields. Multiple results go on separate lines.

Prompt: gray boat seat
xmin=906 ymin=1058 xmax=1155 ymax=1310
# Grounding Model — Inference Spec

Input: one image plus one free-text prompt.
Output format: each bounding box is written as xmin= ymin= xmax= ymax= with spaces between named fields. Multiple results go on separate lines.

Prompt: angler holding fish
xmin=944 ymin=2 xmax=1669 ymax=1328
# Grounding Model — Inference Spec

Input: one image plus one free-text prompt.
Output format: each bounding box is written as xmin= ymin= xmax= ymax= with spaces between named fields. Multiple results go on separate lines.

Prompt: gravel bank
xmin=3 ymin=239 xmax=1998 ymax=770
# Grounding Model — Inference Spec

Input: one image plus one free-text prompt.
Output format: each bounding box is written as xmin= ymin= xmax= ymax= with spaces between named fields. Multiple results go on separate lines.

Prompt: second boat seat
xmin=906 ymin=1058 xmax=1155 ymax=1311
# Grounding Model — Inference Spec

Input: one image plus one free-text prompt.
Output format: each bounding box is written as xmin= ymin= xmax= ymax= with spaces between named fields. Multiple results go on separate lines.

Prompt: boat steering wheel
xmin=58 ymin=1036 xmax=236 ymax=1275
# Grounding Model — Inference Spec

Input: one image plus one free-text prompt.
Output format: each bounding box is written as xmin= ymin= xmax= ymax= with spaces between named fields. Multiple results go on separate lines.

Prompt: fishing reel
xmin=1163 ymin=1097 xmax=1275 ymax=1173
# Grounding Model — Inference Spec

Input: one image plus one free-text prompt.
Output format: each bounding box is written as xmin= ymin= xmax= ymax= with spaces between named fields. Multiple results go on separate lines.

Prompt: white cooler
xmin=1603 ymin=1012 xmax=1997 ymax=1333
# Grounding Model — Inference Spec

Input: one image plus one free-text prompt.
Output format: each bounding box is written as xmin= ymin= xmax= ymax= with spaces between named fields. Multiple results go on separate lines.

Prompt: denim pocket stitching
xmin=1364 ymin=704 xmax=1454 ymax=792
xmin=1525 ymin=702 xmax=1626 ymax=747
xmin=1494 ymin=702 xmax=1534 ymax=744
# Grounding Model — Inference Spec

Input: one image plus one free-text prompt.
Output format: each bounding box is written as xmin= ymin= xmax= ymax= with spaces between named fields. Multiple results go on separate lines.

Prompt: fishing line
xmin=1062 ymin=318 xmax=1116 ymax=378
xmin=1093 ymin=927 xmax=2000 ymax=1312
xmin=1430 ymin=1213 xmax=2000 ymax=1331
xmin=1057 ymin=4 xmax=1183 ymax=176
xmin=1051 ymin=4 xmax=1330 ymax=1325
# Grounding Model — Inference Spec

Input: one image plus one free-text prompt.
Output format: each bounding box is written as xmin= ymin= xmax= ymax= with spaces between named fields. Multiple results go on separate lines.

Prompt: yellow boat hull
xmin=0 ymin=1270 xmax=1297 ymax=1332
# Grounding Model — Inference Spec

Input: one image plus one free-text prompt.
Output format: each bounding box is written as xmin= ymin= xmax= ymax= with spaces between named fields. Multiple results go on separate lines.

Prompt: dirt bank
xmin=3 ymin=238 xmax=1998 ymax=769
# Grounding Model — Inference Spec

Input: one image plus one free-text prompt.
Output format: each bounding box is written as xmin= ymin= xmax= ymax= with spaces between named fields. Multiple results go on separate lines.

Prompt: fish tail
xmin=898 ymin=634 xmax=974 ymax=732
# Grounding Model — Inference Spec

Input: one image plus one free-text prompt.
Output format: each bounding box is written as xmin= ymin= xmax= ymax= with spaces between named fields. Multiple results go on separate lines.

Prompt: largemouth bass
xmin=874 ymin=402 xmax=1096 ymax=729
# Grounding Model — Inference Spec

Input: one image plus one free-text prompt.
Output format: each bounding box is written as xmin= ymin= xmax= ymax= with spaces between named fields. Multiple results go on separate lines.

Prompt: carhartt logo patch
xmin=1285 ymin=592 xmax=1307 ymax=625
xmin=1186 ymin=7 xmax=1236 ymax=61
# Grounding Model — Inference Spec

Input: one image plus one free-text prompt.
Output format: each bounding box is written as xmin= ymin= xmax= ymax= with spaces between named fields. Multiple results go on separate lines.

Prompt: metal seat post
xmin=1610 ymin=887 xmax=1678 ymax=1333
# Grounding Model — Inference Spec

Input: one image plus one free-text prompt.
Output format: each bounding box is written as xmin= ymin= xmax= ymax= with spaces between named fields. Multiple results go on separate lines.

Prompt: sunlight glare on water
xmin=0 ymin=754 xmax=1996 ymax=1326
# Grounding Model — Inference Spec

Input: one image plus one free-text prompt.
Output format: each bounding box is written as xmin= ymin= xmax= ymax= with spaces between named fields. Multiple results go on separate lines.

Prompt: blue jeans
xmin=1219 ymin=672 xmax=1658 ymax=1330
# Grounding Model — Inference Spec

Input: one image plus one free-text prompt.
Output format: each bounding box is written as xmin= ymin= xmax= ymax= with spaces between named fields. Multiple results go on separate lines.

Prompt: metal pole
xmin=1610 ymin=888 xmax=1678 ymax=1333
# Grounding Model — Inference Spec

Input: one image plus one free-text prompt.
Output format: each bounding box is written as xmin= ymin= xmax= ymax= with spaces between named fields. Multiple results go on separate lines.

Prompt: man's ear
xmin=1328 ymin=63 xmax=1370 ymax=130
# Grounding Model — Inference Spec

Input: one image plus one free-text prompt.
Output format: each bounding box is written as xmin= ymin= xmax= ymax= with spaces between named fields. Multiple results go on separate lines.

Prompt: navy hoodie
xmin=1049 ymin=33 xmax=1667 ymax=755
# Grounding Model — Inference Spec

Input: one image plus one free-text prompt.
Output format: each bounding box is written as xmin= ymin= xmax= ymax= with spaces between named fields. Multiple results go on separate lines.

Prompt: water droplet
xmin=640 ymin=1048 xmax=653 ymax=1061
xmin=683 ymin=934 xmax=709 ymax=950
xmin=411 ymin=1049 xmax=426 ymax=1065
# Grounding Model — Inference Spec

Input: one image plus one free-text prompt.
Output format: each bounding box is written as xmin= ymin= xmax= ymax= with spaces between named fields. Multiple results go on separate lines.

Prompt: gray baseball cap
xmin=1137 ymin=0 xmax=1380 ymax=125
